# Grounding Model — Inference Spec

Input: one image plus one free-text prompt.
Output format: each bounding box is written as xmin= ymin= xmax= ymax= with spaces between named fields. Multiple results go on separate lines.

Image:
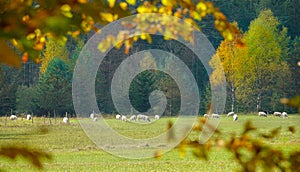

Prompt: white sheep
xmin=93 ymin=117 xmax=98 ymax=122
xmin=273 ymin=112 xmax=282 ymax=117
xmin=137 ymin=114 xmax=151 ymax=122
xmin=26 ymin=114 xmax=32 ymax=120
xmin=203 ymin=114 xmax=209 ymax=118
xmin=211 ymin=113 xmax=220 ymax=119
xmin=121 ymin=115 xmax=127 ymax=122
xmin=144 ymin=115 xmax=151 ymax=122
xmin=258 ymin=111 xmax=267 ymax=117
xmin=129 ymin=115 xmax=137 ymax=121
xmin=233 ymin=114 xmax=238 ymax=121
xmin=282 ymin=112 xmax=288 ymax=118
xmin=10 ymin=115 xmax=17 ymax=120
xmin=63 ymin=117 xmax=69 ymax=124
xmin=90 ymin=112 xmax=95 ymax=119
xmin=116 ymin=114 xmax=121 ymax=120
xmin=227 ymin=112 xmax=235 ymax=117
xmin=154 ymin=115 xmax=160 ymax=120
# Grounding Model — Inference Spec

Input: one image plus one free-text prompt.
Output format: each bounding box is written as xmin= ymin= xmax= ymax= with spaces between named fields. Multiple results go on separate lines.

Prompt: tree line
xmin=0 ymin=7 xmax=299 ymax=116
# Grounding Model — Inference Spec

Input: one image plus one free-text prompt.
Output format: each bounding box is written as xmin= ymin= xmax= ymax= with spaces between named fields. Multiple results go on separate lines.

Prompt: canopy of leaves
xmin=0 ymin=0 xmax=242 ymax=66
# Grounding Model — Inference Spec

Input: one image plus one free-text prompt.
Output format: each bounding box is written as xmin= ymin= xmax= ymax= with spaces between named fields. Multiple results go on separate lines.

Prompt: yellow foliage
xmin=126 ymin=0 xmax=136 ymax=5
xmin=119 ymin=2 xmax=128 ymax=10
xmin=100 ymin=13 xmax=115 ymax=22
xmin=108 ymin=0 xmax=116 ymax=8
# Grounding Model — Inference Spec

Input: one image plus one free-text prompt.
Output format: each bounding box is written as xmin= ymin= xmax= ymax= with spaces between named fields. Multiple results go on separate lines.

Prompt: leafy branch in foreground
xmin=0 ymin=0 xmax=243 ymax=66
xmin=158 ymin=119 xmax=300 ymax=172
xmin=0 ymin=146 xmax=52 ymax=169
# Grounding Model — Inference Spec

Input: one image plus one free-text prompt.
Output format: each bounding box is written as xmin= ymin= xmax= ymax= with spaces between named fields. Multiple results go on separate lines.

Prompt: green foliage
xmin=129 ymin=70 xmax=158 ymax=113
xmin=36 ymin=58 xmax=73 ymax=116
xmin=235 ymin=10 xmax=291 ymax=112
xmin=16 ymin=85 xmax=37 ymax=113
xmin=0 ymin=65 xmax=22 ymax=114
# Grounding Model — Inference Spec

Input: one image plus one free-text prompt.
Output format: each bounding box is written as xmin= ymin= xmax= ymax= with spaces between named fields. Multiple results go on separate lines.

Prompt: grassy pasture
xmin=0 ymin=114 xmax=299 ymax=171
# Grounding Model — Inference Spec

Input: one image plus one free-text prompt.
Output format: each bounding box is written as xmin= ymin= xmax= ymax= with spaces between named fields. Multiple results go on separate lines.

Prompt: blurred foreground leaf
xmin=0 ymin=146 xmax=51 ymax=169
xmin=0 ymin=40 xmax=20 ymax=67
xmin=281 ymin=96 xmax=300 ymax=112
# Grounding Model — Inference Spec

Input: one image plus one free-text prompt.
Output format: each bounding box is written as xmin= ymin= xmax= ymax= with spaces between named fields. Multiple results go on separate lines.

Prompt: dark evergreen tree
xmin=36 ymin=58 xmax=73 ymax=116
xmin=129 ymin=70 xmax=158 ymax=113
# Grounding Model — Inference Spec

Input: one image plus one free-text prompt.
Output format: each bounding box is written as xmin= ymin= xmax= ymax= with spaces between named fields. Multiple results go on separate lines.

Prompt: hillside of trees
xmin=0 ymin=1 xmax=299 ymax=116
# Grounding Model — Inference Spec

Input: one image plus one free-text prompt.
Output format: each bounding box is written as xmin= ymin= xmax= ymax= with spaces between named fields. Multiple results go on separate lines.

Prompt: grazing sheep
xmin=211 ymin=113 xmax=220 ymax=119
xmin=137 ymin=114 xmax=151 ymax=122
xmin=121 ymin=115 xmax=127 ymax=122
xmin=10 ymin=115 xmax=17 ymax=120
xmin=282 ymin=112 xmax=288 ymax=118
xmin=116 ymin=114 xmax=121 ymax=120
xmin=63 ymin=117 xmax=69 ymax=124
xmin=258 ymin=111 xmax=267 ymax=117
xmin=26 ymin=114 xmax=32 ymax=120
xmin=93 ymin=117 xmax=98 ymax=122
xmin=144 ymin=115 xmax=151 ymax=122
xmin=137 ymin=114 xmax=143 ymax=120
xmin=154 ymin=115 xmax=160 ymax=120
xmin=203 ymin=114 xmax=209 ymax=118
xmin=129 ymin=115 xmax=137 ymax=121
xmin=233 ymin=114 xmax=238 ymax=121
xmin=273 ymin=112 xmax=282 ymax=117
xmin=227 ymin=112 xmax=235 ymax=117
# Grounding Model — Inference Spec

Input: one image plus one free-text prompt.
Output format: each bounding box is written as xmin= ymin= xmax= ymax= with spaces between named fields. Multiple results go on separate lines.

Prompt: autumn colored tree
xmin=235 ymin=10 xmax=291 ymax=112
xmin=209 ymin=27 xmax=241 ymax=112
xmin=39 ymin=37 xmax=69 ymax=74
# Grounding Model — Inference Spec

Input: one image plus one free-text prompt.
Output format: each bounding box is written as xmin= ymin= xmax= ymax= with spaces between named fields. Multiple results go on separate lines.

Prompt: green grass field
xmin=0 ymin=114 xmax=299 ymax=171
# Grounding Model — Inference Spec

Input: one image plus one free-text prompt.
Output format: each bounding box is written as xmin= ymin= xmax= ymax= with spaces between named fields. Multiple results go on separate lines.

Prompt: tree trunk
xmin=231 ymin=82 xmax=235 ymax=112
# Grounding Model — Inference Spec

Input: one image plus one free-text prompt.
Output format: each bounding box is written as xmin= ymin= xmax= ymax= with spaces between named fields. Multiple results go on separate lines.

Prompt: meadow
xmin=0 ymin=114 xmax=299 ymax=171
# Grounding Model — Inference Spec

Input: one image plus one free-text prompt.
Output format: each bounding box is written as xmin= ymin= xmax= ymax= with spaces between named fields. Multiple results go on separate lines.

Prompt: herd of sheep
xmin=7 ymin=111 xmax=290 ymax=124
xmin=203 ymin=111 xmax=289 ymax=121
xmin=115 ymin=114 xmax=159 ymax=122
xmin=258 ymin=111 xmax=288 ymax=118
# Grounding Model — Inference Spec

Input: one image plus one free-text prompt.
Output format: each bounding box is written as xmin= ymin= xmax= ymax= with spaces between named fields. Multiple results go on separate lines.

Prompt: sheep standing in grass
xmin=63 ymin=117 xmax=69 ymax=124
xmin=227 ymin=112 xmax=234 ymax=117
xmin=137 ymin=114 xmax=151 ymax=122
xmin=282 ymin=112 xmax=288 ymax=118
xmin=258 ymin=112 xmax=267 ymax=117
xmin=121 ymin=115 xmax=127 ymax=122
xmin=129 ymin=115 xmax=137 ymax=121
xmin=233 ymin=114 xmax=238 ymax=121
xmin=10 ymin=115 xmax=17 ymax=120
xmin=211 ymin=113 xmax=220 ymax=119
xmin=154 ymin=115 xmax=160 ymax=120
xmin=274 ymin=112 xmax=282 ymax=117
xmin=137 ymin=114 xmax=143 ymax=120
xmin=90 ymin=112 xmax=95 ymax=119
xmin=116 ymin=114 xmax=121 ymax=120
xmin=26 ymin=114 xmax=32 ymax=120
xmin=144 ymin=115 xmax=151 ymax=122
